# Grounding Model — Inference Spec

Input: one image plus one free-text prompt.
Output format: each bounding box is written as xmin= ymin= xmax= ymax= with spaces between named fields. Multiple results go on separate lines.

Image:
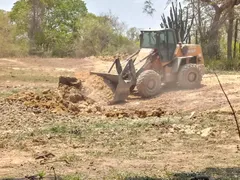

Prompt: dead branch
xmin=214 ymin=72 xmax=240 ymax=140
xmin=51 ymin=166 xmax=57 ymax=180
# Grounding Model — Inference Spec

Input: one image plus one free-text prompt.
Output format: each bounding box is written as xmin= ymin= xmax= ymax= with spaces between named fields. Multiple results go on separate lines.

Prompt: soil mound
xmin=82 ymin=75 xmax=115 ymax=104
xmin=5 ymin=80 xmax=102 ymax=115
xmin=105 ymin=108 xmax=165 ymax=119
xmin=5 ymin=75 xmax=165 ymax=118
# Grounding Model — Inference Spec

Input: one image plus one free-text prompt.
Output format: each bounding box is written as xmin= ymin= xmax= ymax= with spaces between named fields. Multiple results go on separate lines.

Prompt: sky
xmin=0 ymin=0 xmax=168 ymax=29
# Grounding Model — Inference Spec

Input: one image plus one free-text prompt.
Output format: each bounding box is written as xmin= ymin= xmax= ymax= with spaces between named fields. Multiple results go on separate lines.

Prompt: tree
xmin=200 ymin=0 xmax=240 ymax=58
xmin=9 ymin=0 xmax=137 ymax=58
xmin=75 ymin=13 xmax=114 ymax=57
xmin=143 ymin=0 xmax=155 ymax=16
xmin=144 ymin=0 xmax=240 ymax=59
xmin=75 ymin=13 xmax=138 ymax=58
xmin=10 ymin=0 xmax=30 ymax=36
xmin=101 ymin=11 xmax=127 ymax=35
xmin=126 ymin=27 xmax=140 ymax=41
xmin=160 ymin=1 xmax=194 ymax=43
xmin=233 ymin=18 xmax=239 ymax=59
xmin=10 ymin=0 xmax=88 ymax=56
xmin=0 ymin=10 xmax=28 ymax=57
xmin=227 ymin=7 xmax=234 ymax=60
xmin=43 ymin=0 xmax=88 ymax=56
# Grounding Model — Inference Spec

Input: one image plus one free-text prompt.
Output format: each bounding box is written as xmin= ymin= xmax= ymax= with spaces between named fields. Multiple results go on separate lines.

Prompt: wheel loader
xmin=91 ymin=28 xmax=205 ymax=104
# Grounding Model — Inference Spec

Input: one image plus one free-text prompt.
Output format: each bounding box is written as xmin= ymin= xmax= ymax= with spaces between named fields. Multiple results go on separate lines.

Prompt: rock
xmin=69 ymin=93 xmax=84 ymax=103
xmin=201 ymin=127 xmax=212 ymax=137
xmin=86 ymin=108 xmax=93 ymax=113
xmin=34 ymin=151 xmax=55 ymax=160
xmin=169 ymin=128 xmax=175 ymax=133
xmin=78 ymin=104 xmax=87 ymax=109
xmin=96 ymin=111 xmax=102 ymax=115
xmin=69 ymin=103 xmax=80 ymax=112
xmin=32 ymin=108 xmax=41 ymax=114
xmin=184 ymin=128 xmax=195 ymax=135
xmin=150 ymin=110 xmax=162 ymax=117
xmin=189 ymin=111 xmax=196 ymax=119
xmin=42 ymin=89 xmax=51 ymax=94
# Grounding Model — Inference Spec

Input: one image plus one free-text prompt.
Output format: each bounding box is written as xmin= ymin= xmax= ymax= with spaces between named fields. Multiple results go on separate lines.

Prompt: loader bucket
xmin=90 ymin=59 xmax=136 ymax=104
xmin=90 ymin=71 xmax=132 ymax=104
xmin=110 ymin=76 xmax=132 ymax=104
xmin=90 ymin=72 xmax=119 ymax=85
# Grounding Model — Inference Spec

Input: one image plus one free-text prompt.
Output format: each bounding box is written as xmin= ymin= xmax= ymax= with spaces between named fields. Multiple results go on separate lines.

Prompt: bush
xmin=0 ymin=10 xmax=28 ymax=57
xmin=205 ymin=58 xmax=240 ymax=71
xmin=74 ymin=13 xmax=139 ymax=58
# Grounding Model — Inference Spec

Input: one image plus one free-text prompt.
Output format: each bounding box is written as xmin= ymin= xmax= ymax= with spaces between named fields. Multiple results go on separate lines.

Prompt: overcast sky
xmin=0 ymin=0 xmax=168 ymax=29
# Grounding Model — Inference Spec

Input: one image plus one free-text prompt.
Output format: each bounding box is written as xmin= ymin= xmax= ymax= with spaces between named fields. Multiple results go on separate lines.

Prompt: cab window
xmin=141 ymin=32 xmax=157 ymax=48
xmin=158 ymin=30 xmax=176 ymax=61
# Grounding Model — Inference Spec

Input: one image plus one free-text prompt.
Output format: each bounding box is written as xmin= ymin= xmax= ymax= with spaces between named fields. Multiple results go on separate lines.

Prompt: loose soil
xmin=0 ymin=57 xmax=240 ymax=179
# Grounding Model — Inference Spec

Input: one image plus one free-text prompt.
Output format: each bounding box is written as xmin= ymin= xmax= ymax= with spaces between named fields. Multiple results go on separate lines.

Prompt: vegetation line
xmin=214 ymin=72 xmax=240 ymax=140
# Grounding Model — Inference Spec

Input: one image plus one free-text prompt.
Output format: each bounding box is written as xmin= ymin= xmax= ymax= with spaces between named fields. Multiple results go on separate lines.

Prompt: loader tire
xmin=178 ymin=64 xmax=202 ymax=89
xmin=137 ymin=70 xmax=162 ymax=98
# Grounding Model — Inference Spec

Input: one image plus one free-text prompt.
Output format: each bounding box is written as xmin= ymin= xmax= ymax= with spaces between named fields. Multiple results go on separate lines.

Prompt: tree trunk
xmin=227 ymin=8 xmax=234 ymax=60
xmin=199 ymin=0 xmax=240 ymax=59
xmin=197 ymin=0 xmax=203 ymax=41
xmin=207 ymin=9 xmax=221 ymax=59
xmin=195 ymin=30 xmax=198 ymax=44
xmin=29 ymin=0 xmax=37 ymax=53
xmin=239 ymin=42 xmax=240 ymax=54
xmin=234 ymin=19 xmax=239 ymax=59
xmin=28 ymin=0 xmax=44 ymax=54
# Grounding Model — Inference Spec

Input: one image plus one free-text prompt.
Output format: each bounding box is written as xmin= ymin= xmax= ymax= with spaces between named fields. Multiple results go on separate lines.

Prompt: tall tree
xmin=200 ymin=0 xmax=240 ymax=58
xmin=160 ymin=1 xmax=194 ymax=43
xmin=29 ymin=0 xmax=45 ymax=53
xmin=10 ymin=0 xmax=88 ymax=56
xmin=0 ymin=10 xmax=28 ymax=57
xmin=227 ymin=7 xmax=234 ymax=60
xmin=43 ymin=0 xmax=87 ymax=56
xmin=127 ymin=27 xmax=140 ymax=41
xmin=233 ymin=19 xmax=239 ymax=58
xmin=144 ymin=0 xmax=240 ymax=58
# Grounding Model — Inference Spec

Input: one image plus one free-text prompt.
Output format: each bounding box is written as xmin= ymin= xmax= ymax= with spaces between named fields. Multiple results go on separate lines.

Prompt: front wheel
xmin=178 ymin=64 xmax=202 ymax=89
xmin=136 ymin=70 xmax=162 ymax=97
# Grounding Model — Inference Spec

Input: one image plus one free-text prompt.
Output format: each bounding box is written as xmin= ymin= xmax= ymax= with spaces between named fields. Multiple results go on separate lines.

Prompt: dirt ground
xmin=0 ymin=57 xmax=240 ymax=180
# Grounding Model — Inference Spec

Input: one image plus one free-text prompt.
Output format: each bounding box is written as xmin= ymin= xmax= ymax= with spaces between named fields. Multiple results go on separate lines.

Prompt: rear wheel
xmin=137 ymin=70 xmax=162 ymax=97
xmin=178 ymin=64 xmax=202 ymax=89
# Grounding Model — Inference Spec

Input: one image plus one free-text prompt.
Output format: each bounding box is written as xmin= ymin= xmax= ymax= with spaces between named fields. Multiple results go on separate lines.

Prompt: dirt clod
xmin=105 ymin=108 xmax=165 ymax=118
xmin=6 ymin=83 xmax=95 ymax=115
xmin=59 ymin=76 xmax=82 ymax=89
xmin=34 ymin=151 xmax=55 ymax=160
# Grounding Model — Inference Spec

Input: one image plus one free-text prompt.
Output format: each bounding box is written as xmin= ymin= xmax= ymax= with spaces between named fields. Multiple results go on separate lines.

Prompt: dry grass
xmin=0 ymin=58 xmax=240 ymax=179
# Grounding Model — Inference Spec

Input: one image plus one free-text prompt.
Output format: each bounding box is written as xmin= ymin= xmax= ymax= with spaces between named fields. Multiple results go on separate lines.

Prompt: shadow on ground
xmin=125 ymin=167 xmax=240 ymax=180
xmin=1 ymin=167 xmax=240 ymax=180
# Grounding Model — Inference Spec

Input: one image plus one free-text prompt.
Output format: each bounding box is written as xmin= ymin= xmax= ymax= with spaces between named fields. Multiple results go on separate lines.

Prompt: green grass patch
xmin=50 ymin=125 xmax=68 ymax=134
xmin=45 ymin=124 xmax=83 ymax=137
xmin=59 ymin=153 xmax=82 ymax=163
xmin=62 ymin=175 xmax=85 ymax=180
xmin=0 ymin=69 xmax=58 ymax=83
xmin=0 ymin=89 xmax=20 ymax=98
xmin=205 ymin=58 xmax=240 ymax=72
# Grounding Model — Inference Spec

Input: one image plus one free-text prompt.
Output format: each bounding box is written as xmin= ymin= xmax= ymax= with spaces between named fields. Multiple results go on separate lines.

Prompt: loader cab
xmin=140 ymin=29 xmax=177 ymax=61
